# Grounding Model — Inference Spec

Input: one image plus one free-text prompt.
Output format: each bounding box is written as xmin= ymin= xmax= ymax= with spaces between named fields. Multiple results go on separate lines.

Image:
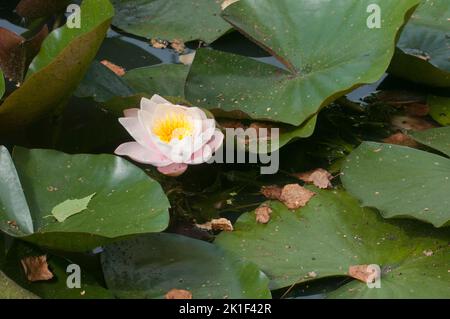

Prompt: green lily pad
xmin=101 ymin=233 xmax=271 ymax=299
xmin=342 ymin=142 xmax=450 ymax=227
xmin=410 ymin=126 xmax=450 ymax=157
xmin=0 ymin=271 xmax=38 ymax=299
xmin=75 ymin=61 xmax=135 ymax=103
xmin=110 ymin=0 xmax=232 ymax=43
xmin=429 ymin=95 xmax=450 ymax=126
xmin=0 ymin=240 xmax=112 ymax=299
xmin=185 ymin=0 xmax=420 ymax=126
xmin=215 ymin=188 xmax=450 ymax=298
xmin=0 ymin=146 xmax=170 ymax=252
xmin=0 ymin=0 xmax=114 ymax=133
xmin=123 ymin=64 xmax=189 ymax=99
xmin=390 ymin=0 xmax=450 ymax=87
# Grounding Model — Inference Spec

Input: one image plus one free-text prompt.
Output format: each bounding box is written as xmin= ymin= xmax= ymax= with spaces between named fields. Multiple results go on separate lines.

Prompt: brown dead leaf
xmin=171 ymin=39 xmax=185 ymax=53
xmin=404 ymin=103 xmax=429 ymax=117
xmin=391 ymin=115 xmax=436 ymax=132
xmin=260 ymin=185 xmax=282 ymax=200
xmin=211 ymin=218 xmax=233 ymax=232
xmin=165 ymin=289 xmax=192 ymax=299
xmin=279 ymin=184 xmax=315 ymax=210
xmin=294 ymin=168 xmax=332 ymax=189
xmin=151 ymin=38 xmax=168 ymax=49
xmin=255 ymin=205 xmax=272 ymax=224
xmin=100 ymin=60 xmax=126 ymax=77
xmin=383 ymin=132 xmax=419 ymax=148
xmin=21 ymin=255 xmax=54 ymax=282
xmin=348 ymin=265 xmax=373 ymax=283
xmin=7 ymin=220 xmax=18 ymax=230
xmin=196 ymin=218 xmax=233 ymax=232
xmin=218 ymin=120 xmax=247 ymax=130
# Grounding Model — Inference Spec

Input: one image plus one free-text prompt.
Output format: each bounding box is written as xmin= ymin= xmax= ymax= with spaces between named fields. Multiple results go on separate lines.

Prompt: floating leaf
xmin=0 ymin=146 xmax=170 ymax=251
xmin=390 ymin=0 xmax=450 ymax=87
xmin=0 ymin=0 xmax=114 ymax=132
xmin=101 ymin=233 xmax=271 ymax=299
xmin=0 ymin=271 xmax=38 ymax=299
xmin=186 ymin=0 xmax=420 ymax=126
xmin=342 ymin=142 xmax=450 ymax=227
xmin=429 ymin=95 xmax=450 ymax=126
xmin=1 ymin=240 xmax=112 ymax=298
xmin=215 ymin=188 xmax=450 ymax=298
xmin=410 ymin=126 xmax=450 ymax=157
xmin=20 ymin=255 xmax=53 ymax=282
xmin=110 ymin=0 xmax=232 ymax=43
xmin=50 ymin=193 xmax=96 ymax=223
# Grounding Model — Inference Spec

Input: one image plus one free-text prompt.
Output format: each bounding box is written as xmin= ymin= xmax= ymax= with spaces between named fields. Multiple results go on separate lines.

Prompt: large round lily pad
xmin=215 ymin=188 xmax=450 ymax=298
xmin=101 ymin=233 xmax=271 ymax=299
xmin=110 ymin=0 xmax=232 ymax=43
xmin=410 ymin=126 xmax=450 ymax=157
xmin=0 ymin=0 xmax=114 ymax=132
xmin=342 ymin=142 xmax=450 ymax=227
xmin=390 ymin=0 xmax=450 ymax=87
xmin=0 ymin=146 xmax=170 ymax=251
xmin=429 ymin=95 xmax=450 ymax=126
xmin=185 ymin=0 xmax=420 ymax=126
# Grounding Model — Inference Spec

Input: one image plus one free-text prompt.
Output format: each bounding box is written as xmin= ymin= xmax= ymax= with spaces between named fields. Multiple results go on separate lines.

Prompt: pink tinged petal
xmin=140 ymin=97 xmax=158 ymax=113
xmin=123 ymin=108 xmax=139 ymax=118
xmin=188 ymin=129 xmax=224 ymax=164
xmin=118 ymin=117 xmax=156 ymax=150
xmin=115 ymin=142 xmax=172 ymax=166
xmin=157 ymin=163 xmax=188 ymax=177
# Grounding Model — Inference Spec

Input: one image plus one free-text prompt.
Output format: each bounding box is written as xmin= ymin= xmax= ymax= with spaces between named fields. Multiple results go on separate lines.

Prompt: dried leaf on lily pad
xmin=260 ymin=185 xmax=282 ymax=200
xmin=165 ymin=289 xmax=192 ymax=299
xmin=294 ymin=168 xmax=332 ymax=189
xmin=51 ymin=193 xmax=96 ymax=222
xmin=348 ymin=265 xmax=379 ymax=284
xmin=197 ymin=218 xmax=234 ymax=232
xmin=255 ymin=205 xmax=272 ymax=224
xmin=279 ymin=184 xmax=316 ymax=210
xmin=100 ymin=60 xmax=125 ymax=77
xmin=382 ymin=132 xmax=419 ymax=148
xmin=391 ymin=115 xmax=436 ymax=132
xmin=20 ymin=255 xmax=53 ymax=282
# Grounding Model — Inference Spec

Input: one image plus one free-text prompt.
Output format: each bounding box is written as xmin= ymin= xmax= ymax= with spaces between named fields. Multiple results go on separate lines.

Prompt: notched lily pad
xmin=0 ymin=146 xmax=170 ymax=251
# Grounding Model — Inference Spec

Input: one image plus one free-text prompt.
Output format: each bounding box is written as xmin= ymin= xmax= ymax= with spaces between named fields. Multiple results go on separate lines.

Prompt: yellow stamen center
xmin=152 ymin=113 xmax=193 ymax=143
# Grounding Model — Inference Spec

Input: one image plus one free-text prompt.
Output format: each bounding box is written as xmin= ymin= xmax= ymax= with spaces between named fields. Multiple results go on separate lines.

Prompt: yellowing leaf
xmin=51 ymin=193 xmax=96 ymax=222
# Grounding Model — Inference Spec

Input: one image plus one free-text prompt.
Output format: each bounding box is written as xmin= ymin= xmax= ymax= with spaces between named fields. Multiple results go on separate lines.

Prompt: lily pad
xmin=342 ymin=142 xmax=450 ymax=227
xmin=123 ymin=64 xmax=189 ymax=99
xmin=0 ymin=0 xmax=114 ymax=132
xmin=215 ymin=188 xmax=450 ymax=298
xmin=429 ymin=95 xmax=450 ymax=126
xmin=0 ymin=240 xmax=112 ymax=299
xmin=0 ymin=271 xmax=38 ymax=299
xmin=110 ymin=0 xmax=232 ymax=43
xmin=185 ymin=0 xmax=420 ymax=126
xmin=390 ymin=0 xmax=450 ymax=87
xmin=410 ymin=126 xmax=450 ymax=157
xmin=75 ymin=61 xmax=135 ymax=103
xmin=0 ymin=146 xmax=170 ymax=251
xmin=101 ymin=233 xmax=271 ymax=299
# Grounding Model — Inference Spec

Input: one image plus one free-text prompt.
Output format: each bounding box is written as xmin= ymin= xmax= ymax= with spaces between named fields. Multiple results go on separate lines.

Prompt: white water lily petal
xmin=117 ymin=94 xmax=224 ymax=176
xmin=115 ymin=142 xmax=171 ymax=166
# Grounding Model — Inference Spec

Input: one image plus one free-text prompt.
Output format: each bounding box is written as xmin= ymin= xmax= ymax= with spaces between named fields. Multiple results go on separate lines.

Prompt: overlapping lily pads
xmin=411 ymin=126 xmax=450 ymax=157
xmin=215 ymin=188 xmax=450 ymax=298
xmin=110 ymin=0 xmax=232 ymax=43
xmin=101 ymin=233 xmax=271 ymax=299
xmin=185 ymin=0 xmax=420 ymax=126
xmin=0 ymin=0 xmax=114 ymax=132
xmin=390 ymin=0 xmax=450 ymax=87
xmin=342 ymin=142 xmax=450 ymax=227
xmin=429 ymin=95 xmax=450 ymax=126
xmin=0 ymin=146 xmax=170 ymax=251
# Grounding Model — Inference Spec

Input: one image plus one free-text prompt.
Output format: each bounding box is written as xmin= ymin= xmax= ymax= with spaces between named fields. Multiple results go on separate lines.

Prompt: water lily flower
xmin=115 ymin=95 xmax=224 ymax=176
